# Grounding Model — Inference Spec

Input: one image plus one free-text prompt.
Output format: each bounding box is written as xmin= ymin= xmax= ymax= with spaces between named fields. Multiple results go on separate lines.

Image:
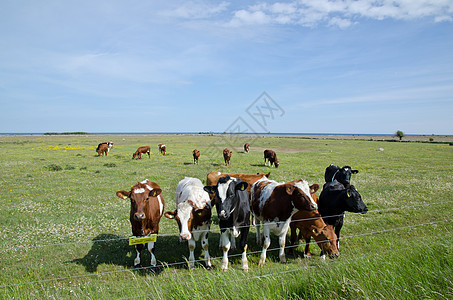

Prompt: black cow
xmin=324 ymin=164 xmax=358 ymax=186
xmin=204 ymin=176 xmax=250 ymax=272
xmin=318 ymin=181 xmax=368 ymax=250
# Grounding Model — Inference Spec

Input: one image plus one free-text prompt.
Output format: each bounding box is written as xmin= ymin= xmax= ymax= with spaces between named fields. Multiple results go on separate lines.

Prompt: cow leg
xmin=255 ymin=218 xmax=262 ymax=245
xmin=278 ymin=232 xmax=287 ymax=263
xmin=220 ymin=230 xmax=230 ymax=271
xmin=145 ymin=242 xmax=156 ymax=266
xmin=188 ymin=238 xmax=196 ymax=268
xmin=240 ymin=227 xmax=250 ymax=271
xmin=304 ymin=236 xmax=312 ymax=258
xmin=288 ymin=225 xmax=297 ymax=256
xmin=201 ymin=230 xmax=212 ymax=268
xmin=258 ymin=224 xmax=271 ymax=267
xmin=134 ymin=244 xmax=144 ymax=267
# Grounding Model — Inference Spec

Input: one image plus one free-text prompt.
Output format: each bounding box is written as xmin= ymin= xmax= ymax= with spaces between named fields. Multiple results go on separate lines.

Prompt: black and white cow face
xmin=343 ymin=185 xmax=368 ymax=213
xmin=325 ymin=164 xmax=358 ymax=186
xmin=204 ymin=176 xmax=248 ymax=221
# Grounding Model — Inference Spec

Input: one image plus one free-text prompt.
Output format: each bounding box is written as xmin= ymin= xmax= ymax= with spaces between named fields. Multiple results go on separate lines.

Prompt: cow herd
xmin=111 ymin=141 xmax=368 ymax=271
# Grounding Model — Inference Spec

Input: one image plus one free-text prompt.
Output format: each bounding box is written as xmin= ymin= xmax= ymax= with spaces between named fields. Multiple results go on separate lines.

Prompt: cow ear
xmin=352 ymin=169 xmax=359 ymax=174
xmin=236 ymin=182 xmax=248 ymax=191
xmin=346 ymin=190 xmax=351 ymax=198
xmin=116 ymin=190 xmax=130 ymax=200
xmin=265 ymin=172 xmax=271 ymax=178
xmin=204 ymin=185 xmax=217 ymax=194
xmin=286 ymin=184 xmax=296 ymax=195
xmin=311 ymin=225 xmax=320 ymax=236
xmin=150 ymin=188 xmax=162 ymax=197
xmin=310 ymin=184 xmax=320 ymax=193
xmin=164 ymin=211 xmax=176 ymax=219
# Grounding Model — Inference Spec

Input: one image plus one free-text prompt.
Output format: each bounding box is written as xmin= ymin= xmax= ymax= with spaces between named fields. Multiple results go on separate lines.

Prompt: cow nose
xmin=180 ymin=233 xmax=191 ymax=240
xmin=134 ymin=213 xmax=145 ymax=220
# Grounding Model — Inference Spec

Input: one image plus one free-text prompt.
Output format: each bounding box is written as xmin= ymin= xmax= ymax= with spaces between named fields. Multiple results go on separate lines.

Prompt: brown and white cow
xmin=251 ymin=177 xmax=317 ymax=266
xmin=132 ymin=146 xmax=150 ymax=159
xmin=289 ymin=183 xmax=339 ymax=259
xmin=223 ymin=148 xmax=231 ymax=166
xmin=158 ymin=144 xmax=166 ymax=155
xmin=116 ymin=179 xmax=164 ymax=268
xmin=96 ymin=142 xmax=113 ymax=156
xmin=264 ymin=149 xmax=279 ymax=168
xmin=193 ymin=149 xmax=200 ymax=165
xmin=244 ymin=143 xmax=250 ymax=153
xmin=164 ymin=177 xmax=212 ymax=268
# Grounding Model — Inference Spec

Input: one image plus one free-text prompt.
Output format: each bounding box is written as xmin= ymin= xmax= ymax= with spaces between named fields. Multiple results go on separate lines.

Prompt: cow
xmin=244 ymin=143 xmax=250 ymax=153
xmin=158 ymin=144 xmax=166 ymax=155
xmin=264 ymin=149 xmax=279 ymax=168
xmin=318 ymin=181 xmax=368 ymax=250
xmin=206 ymin=171 xmax=271 ymax=200
xmin=251 ymin=177 xmax=317 ymax=266
xmin=223 ymin=148 xmax=231 ymax=166
xmin=96 ymin=142 xmax=113 ymax=156
xmin=116 ymin=179 xmax=164 ymax=268
xmin=164 ymin=177 xmax=212 ymax=268
xmin=288 ymin=183 xmax=339 ymax=259
xmin=132 ymin=146 xmax=150 ymax=159
xmin=324 ymin=164 xmax=358 ymax=187
xmin=193 ymin=149 xmax=200 ymax=165
xmin=204 ymin=176 xmax=250 ymax=271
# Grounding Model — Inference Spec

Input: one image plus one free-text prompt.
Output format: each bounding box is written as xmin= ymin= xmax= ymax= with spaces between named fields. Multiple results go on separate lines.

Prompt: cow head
xmin=343 ymin=185 xmax=368 ymax=213
xmin=311 ymin=224 xmax=339 ymax=258
xmin=164 ymin=200 xmax=210 ymax=241
xmin=325 ymin=164 xmax=358 ymax=186
xmin=116 ymin=180 xmax=162 ymax=221
xmin=285 ymin=180 xmax=318 ymax=211
xmin=204 ymin=175 xmax=248 ymax=221
xmin=274 ymin=160 xmax=280 ymax=168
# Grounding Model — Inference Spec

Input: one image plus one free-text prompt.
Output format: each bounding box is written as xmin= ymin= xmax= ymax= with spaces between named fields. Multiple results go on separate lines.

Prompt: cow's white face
xmin=176 ymin=201 xmax=193 ymax=240
xmin=293 ymin=180 xmax=317 ymax=209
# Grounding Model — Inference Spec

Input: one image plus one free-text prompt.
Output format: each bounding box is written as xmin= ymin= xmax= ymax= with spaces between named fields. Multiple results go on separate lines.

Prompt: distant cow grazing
xmin=223 ymin=148 xmax=231 ymax=166
xmin=244 ymin=143 xmax=250 ymax=153
xmin=264 ymin=149 xmax=279 ymax=168
xmin=192 ymin=149 xmax=200 ymax=165
xmin=324 ymin=164 xmax=358 ymax=187
xmin=318 ymin=181 xmax=368 ymax=250
xmin=289 ymin=184 xmax=339 ymax=259
xmin=116 ymin=179 xmax=164 ymax=268
xmin=132 ymin=146 xmax=150 ymax=159
xmin=251 ymin=177 xmax=317 ymax=266
xmin=164 ymin=177 xmax=212 ymax=268
xmin=158 ymin=144 xmax=166 ymax=155
xmin=204 ymin=176 xmax=250 ymax=271
xmin=96 ymin=142 xmax=113 ymax=156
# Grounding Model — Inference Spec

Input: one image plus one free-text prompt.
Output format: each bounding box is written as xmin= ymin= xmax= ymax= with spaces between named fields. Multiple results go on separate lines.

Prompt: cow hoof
xmin=303 ymin=254 xmax=312 ymax=259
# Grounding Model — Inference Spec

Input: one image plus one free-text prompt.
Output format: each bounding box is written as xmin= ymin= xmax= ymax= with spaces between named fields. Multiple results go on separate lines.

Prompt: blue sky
xmin=1 ymin=0 xmax=453 ymax=134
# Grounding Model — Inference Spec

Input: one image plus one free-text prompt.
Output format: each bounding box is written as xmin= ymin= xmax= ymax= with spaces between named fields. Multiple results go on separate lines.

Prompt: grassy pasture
xmin=0 ymin=134 xmax=452 ymax=299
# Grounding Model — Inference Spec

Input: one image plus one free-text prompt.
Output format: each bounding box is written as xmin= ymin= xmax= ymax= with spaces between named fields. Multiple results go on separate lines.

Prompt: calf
xmin=204 ymin=176 xmax=250 ymax=271
xmin=96 ymin=142 xmax=113 ymax=156
xmin=223 ymin=148 xmax=231 ymax=166
xmin=251 ymin=178 xmax=317 ymax=266
xmin=251 ymin=177 xmax=317 ymax=266
xmin=289 ymin=183 xmax=339 ymax=259
xmin=164 ymin=177 xmax=212 ymax=268
xmin=244 ymin=143 xmax=250 ymax=153
xmin=116 ymin=179 xmax=164 ymax=268
xmin=158 ymin=144 xmax=166 ymax=155
xmin=324 ymin=164 xmax=358 ymax=187
xmin=264 ymin=149 xmax=279 ymax=168
xmin=318 ymin=181 xmax=368 ymax=250
xmin=192 ymin=149 xmax=200 ymax=165
xmin=132 ymin=146 xmax=150 ymax=159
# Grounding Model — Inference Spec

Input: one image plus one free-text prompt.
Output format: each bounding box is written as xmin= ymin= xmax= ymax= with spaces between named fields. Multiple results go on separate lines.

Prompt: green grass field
xmin=0 ymin=134 xmax=452 ymax=299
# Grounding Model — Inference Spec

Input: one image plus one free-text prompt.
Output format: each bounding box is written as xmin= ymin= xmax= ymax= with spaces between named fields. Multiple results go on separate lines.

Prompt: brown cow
xmin=116 ymin=179 xmax=165 ymax=268
xmin=251 ymin=177 xmax=317 ymax=266
xmin=158 ymin=144 xmax=166 ymax=155
xmin=289 ymin=183 xmax=339 ymax=259
xmin=264 ymin=149 xmax=279 ymax=168
xmin=193 ymin=149 xmax=200 ymax=165
xmin=132 ymin=146 xmax=150 ymax=159
xmin=96 ymin=142 xmax=113 ymax=156
xmin=223 ymin=148 xmax=231 ymax=166
xmin=244 ymin=143 xmax=250 ymax=153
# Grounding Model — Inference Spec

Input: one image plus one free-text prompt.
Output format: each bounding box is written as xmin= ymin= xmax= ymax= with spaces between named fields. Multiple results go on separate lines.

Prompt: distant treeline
xmin=44 ymin=132 xmax=91 ymax=135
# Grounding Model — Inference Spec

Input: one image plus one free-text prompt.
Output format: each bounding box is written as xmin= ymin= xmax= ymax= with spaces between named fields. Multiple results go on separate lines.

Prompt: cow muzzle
xmin=180 ymin=233 xmax=191 ymax=241
xmin=134 ymin=212 xmax=145 ymax=221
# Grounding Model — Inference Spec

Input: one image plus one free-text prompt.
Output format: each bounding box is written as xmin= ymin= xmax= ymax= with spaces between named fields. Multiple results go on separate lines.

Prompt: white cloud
xmin=228 ymin=0 xmax=453 ymax=28
xmin=160 ymin=1 xmax=229 ymax=19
